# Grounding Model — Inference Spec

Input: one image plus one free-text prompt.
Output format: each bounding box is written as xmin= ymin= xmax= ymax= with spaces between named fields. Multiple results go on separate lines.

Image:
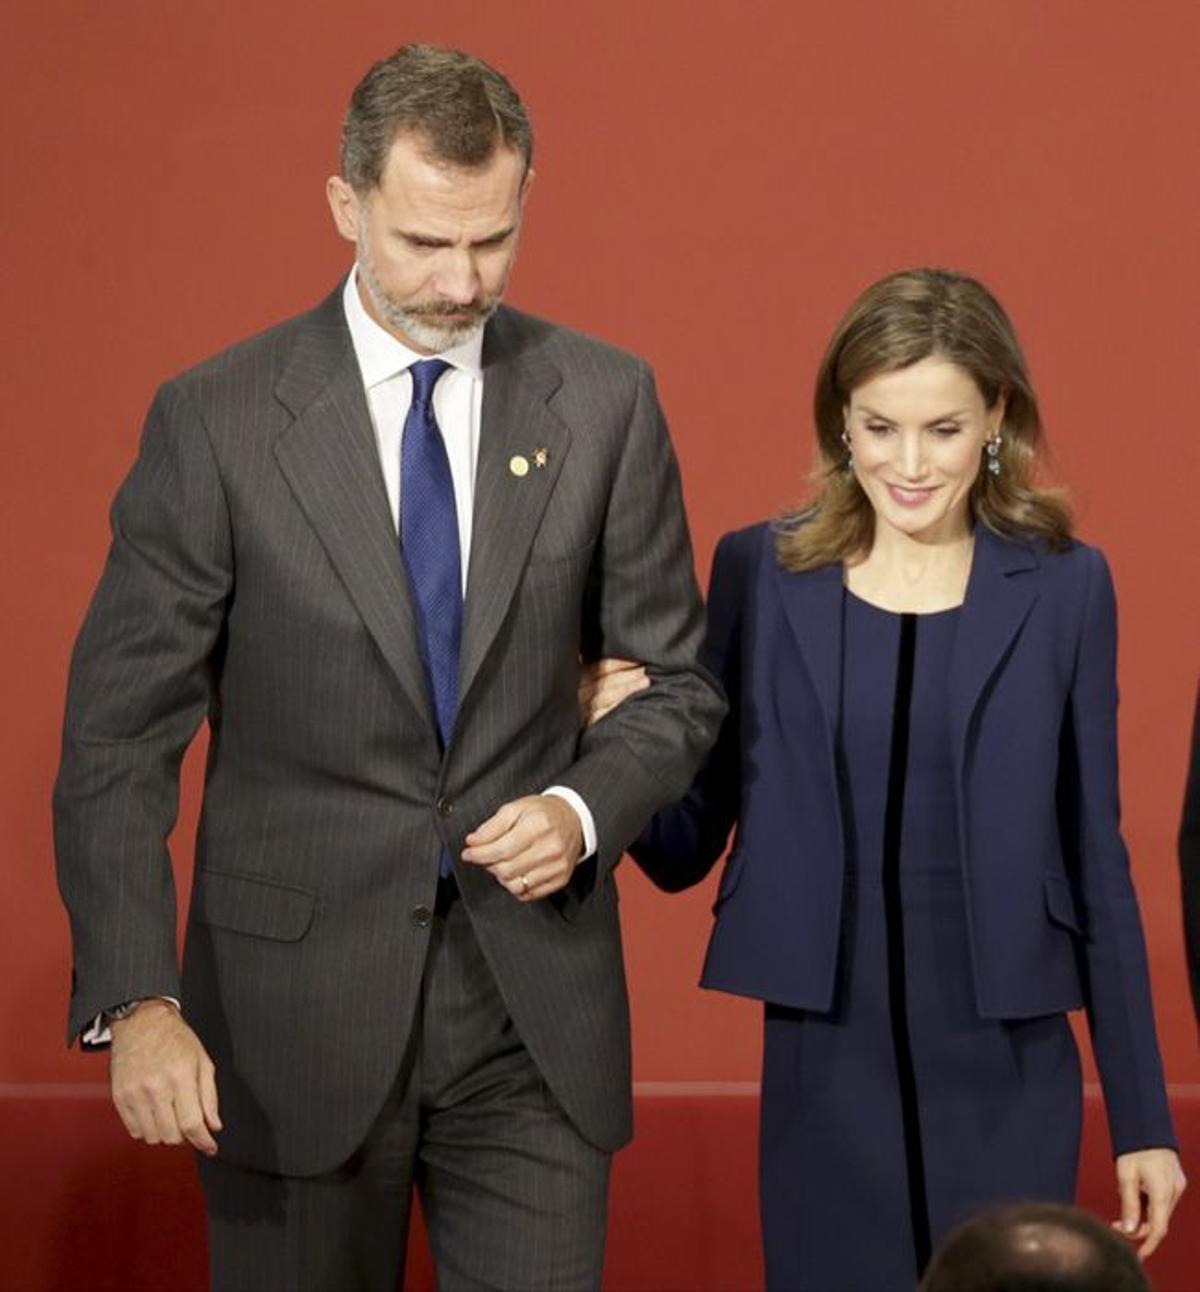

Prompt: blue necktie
xmin=400 ymin=360 xmax=461 ymax=874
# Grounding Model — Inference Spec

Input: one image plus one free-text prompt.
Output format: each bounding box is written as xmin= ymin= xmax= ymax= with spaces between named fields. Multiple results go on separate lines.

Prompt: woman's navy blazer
xmin=632 ymin=521 xmax=1176 ymax=1154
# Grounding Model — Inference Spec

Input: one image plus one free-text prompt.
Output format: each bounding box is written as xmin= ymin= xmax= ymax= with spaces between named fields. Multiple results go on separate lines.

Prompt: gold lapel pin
xmin=533 ymin=447 xmax=549 ymax=469
xmin=509 ymin=455 xmax=530 ymax=478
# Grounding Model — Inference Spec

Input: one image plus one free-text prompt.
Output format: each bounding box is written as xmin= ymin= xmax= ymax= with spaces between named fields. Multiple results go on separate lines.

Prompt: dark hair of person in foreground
xmin=918 ymin=1202 xmax=1150 ymax=1291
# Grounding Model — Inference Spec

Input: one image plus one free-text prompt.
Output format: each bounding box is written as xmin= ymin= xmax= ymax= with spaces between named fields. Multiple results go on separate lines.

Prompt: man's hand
xmin=109 ymin=999 xmax=221 ymax=1155
xmin=1113 ymin=1147 xmax=1187 ymax=1259
xmin=578 ymin=657 xmax=649 ymax=728
xmin=462 ymin=795 xmax=584 ymax=901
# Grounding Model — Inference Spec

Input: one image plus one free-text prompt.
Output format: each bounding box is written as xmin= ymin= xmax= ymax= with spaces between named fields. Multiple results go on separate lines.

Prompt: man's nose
xmin=435 ymin=251 xmax=481 ymax=304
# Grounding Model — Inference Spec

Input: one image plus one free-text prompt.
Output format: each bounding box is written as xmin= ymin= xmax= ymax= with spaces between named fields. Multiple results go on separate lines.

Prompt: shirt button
xmin=411 ymin=905 xmax=433 ymax=928
xmin=436 ymin=797 xmax=453 ymax=817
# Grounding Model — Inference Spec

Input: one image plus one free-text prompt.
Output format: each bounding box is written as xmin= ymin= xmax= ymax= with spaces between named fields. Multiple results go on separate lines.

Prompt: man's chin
xmin=397 ymin=308 xmax=494 ymax=352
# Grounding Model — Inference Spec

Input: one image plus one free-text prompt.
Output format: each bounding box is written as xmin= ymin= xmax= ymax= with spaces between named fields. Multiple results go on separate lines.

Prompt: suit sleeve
xmin=628 ymin=529 xmax=746 ymax=891
xmin=552 ymin=362 xmax=726 ymax=879
xmin=53 ymin=381 xmax=233 ymax=1045
xmin=1062 ymin=548 xmax=1176 ymax=1153
xmin=1179 ymin=684 xmax=1200 ymax=1027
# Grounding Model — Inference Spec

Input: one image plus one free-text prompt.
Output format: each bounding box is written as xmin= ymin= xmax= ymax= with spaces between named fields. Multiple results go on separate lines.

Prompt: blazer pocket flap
xmin=194 ymin=870 xmax=317 ymax=942
xmin=1044 ymin=872 xmax=1084 ymax=935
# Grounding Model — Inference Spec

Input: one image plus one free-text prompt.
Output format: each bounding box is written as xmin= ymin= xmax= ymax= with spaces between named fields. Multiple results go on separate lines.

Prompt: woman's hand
xmin=578 ymin=657 xmax=649 ymax=727
xmin=1113 ymin=1147 xmax=1186 ymax=1258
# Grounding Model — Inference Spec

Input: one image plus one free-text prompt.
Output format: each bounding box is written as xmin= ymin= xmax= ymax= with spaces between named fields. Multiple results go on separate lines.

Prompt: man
xmin=918 ymin=1202 xmax=1151 ymax=1292
xmin=54 ymin=44 xmax=723 ymax=1290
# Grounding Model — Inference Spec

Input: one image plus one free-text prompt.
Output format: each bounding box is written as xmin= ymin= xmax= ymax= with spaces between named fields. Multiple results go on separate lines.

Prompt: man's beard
xmin=356 ymin=243 xmax=499 ymax=352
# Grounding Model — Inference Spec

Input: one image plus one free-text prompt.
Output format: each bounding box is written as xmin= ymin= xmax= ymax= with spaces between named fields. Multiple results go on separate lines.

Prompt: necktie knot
xmin=409 ymin=358 xmax=451 ymax=410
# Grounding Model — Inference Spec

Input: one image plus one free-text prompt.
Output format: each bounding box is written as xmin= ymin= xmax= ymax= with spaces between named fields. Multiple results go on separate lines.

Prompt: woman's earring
xmin=841 ymin=430 xmax=853 ymax=473
xmin=985 ymin=433 xmax=1002 ymax=477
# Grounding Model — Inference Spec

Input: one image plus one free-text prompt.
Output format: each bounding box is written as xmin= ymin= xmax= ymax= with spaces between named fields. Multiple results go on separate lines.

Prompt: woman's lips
xmin=886 ymin=483 xmax=939 ymax=507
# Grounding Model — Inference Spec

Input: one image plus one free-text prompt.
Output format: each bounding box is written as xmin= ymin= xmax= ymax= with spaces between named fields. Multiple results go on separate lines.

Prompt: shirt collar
xmin=341 ymin=269 xmax=484 ymax=389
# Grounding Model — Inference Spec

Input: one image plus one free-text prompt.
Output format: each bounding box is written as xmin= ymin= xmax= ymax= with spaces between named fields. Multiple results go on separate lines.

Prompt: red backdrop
xmin=2 ymin=0 xmax=1196 ymax=1127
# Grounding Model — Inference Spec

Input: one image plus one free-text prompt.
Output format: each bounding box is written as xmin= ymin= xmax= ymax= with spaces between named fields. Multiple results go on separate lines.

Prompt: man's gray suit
xmin=54 ymin=286 xmax=723 ymax=1182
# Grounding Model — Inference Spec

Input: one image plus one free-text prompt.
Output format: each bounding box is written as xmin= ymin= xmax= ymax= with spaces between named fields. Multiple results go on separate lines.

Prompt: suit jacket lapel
xmin=774 ymin=558 xmax=844 ymax=747
xmin=948 ymin=523 xmax=1040 ymax=774
xmin=272 ymin=291 xmax=437 ymax=735
xmin=458 ymin=311 xmax=570 ymax=708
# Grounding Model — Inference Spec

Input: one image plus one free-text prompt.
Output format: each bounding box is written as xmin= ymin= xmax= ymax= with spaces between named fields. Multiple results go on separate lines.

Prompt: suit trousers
xmin=198 ymin=881 xmax=611 ymax=1291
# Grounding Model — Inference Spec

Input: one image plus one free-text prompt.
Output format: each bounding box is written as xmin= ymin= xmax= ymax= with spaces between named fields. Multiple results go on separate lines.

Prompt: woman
xmin=583 ymin=269 xmax=1185 ymax=1290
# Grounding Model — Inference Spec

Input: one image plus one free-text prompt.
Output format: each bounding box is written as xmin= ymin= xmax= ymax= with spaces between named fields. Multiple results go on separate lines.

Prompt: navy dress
xmin=759 ymin=592 xmax=1082 ymax=1291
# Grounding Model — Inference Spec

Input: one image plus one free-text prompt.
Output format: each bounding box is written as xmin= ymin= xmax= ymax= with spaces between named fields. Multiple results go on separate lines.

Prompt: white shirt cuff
xmin=81 ymin=996 xmax=182 ymax=1047
xmin=543 ymin=786 xmax=597 ymax=861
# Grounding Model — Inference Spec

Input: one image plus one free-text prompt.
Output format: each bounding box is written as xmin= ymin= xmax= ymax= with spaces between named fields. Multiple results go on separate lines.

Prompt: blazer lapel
xmin=458 ymin=312 xmax=570 ymax=708
xmin=772 ymin=524 xmax=1039 ymax=758
xmin=948 ymin=523 xmax=1040 ymax=773
xmin=773 ymin=558 xmax=844 ymax=747
xmin=272 ymin=292 xmax=437 ymax=735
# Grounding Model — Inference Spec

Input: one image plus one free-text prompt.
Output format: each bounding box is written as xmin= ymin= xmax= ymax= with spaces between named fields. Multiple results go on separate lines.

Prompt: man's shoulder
xmin=489 ymin=305 xmax=650 ymax=384
xmin=163 ymin=287 xmax=344 ymax=402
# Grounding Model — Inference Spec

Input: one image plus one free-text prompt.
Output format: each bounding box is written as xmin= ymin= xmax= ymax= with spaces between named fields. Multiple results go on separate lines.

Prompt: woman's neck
xmin=845 ymin=523 xmax=975 ymax=613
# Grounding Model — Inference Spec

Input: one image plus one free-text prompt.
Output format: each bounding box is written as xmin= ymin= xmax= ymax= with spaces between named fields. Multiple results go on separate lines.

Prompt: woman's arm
xmin=1178 ymin=684 xmax=1200 ymax=1027
xmin=623 ymin=529 xmax=749 ymax=892
xmin=578 ymin=530 xmax=752 ymax=893
xmin=1060 ymin=547 xmax=1185 ymax=1256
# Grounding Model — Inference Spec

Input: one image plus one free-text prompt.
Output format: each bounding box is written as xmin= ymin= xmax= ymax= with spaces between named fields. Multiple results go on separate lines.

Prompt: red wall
xmin=3 ymin=0 xmax=1196 ymax=1112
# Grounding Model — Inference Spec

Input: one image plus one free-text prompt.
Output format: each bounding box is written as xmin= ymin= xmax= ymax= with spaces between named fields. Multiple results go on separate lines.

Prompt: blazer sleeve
xmin=628 ymin=527 xmax=747 ymax=892
xmin=1179 ymin=683 xmax=1200 ymax=1027
xmin=53 ymin=380 xmax=233 ymax=1045
xmin=551 ymin=362 xmax=726 ymax=878
xmin=1061 ymin=547 xmax=1176 ymax=1153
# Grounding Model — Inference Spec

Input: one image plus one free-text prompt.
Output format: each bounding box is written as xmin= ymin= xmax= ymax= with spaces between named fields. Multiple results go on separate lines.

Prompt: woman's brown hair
xmin=777 ymin=268 xmax=1072 ymax=571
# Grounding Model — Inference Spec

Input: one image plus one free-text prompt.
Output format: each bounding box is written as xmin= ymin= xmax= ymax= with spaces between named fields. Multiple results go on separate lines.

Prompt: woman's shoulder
xmin=714 ymin=519 xmax=773 ymax=556
xmin=1031 ymin=533 xmax=1111 ymax=589
xmin=985 ymin=524 xmax=1110 ymax=586
xmin=706 ymin=522 xmax=777 ymax=603
xmin=986 ymin=530 xmax=1118 ymax=636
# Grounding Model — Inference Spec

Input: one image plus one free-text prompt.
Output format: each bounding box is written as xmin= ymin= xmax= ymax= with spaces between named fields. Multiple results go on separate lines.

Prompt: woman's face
xmin=843 ymin=356 xmax=1003 ymax=545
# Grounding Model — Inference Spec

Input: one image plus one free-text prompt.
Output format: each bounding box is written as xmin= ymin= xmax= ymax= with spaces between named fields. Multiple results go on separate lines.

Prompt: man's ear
xmin=325 ymin=176 xmax=361 ymax=244
xmin=518 ymin=167 xmax=535 ymax=211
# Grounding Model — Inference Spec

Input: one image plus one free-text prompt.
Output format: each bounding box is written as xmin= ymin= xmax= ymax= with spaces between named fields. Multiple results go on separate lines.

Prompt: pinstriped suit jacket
xmin=53 ymin=287 xmax=725 ymax=1175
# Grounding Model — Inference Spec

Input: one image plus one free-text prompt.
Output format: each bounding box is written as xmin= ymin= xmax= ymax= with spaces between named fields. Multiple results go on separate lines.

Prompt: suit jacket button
xmin=411 ymin=905 xmax=433 ymax=928
xmin=436 ymin=797 xmax=453 ymax=817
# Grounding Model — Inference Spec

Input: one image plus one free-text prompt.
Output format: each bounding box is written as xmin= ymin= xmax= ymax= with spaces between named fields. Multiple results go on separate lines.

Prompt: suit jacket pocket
xmin=1044 ymin=872 xmax=1084 ymax=936
xmin=193 ymin=869 xmax=317 ymax=942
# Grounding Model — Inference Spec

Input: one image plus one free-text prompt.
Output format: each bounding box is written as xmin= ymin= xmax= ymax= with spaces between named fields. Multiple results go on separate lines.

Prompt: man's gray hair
xmin=340 ymin=43 xmax=533 ymax=194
